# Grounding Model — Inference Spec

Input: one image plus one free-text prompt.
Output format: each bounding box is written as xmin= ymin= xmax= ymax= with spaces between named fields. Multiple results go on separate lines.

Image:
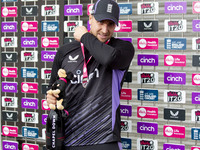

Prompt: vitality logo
xmin=21 ymin=111 xmax=38 ymax=124
xmin=192 ymin=73 xmax=200 ymax=85
xmin=137 ymin=2 xmax=159 ymax=15
xmin=41 ymin=5 xmax=59 ymax=16
xmin=64 ymin=21 xmax=83 ymax=32
xmin=1 ymin=7 xmax=17 ymax=17
xmin=164 ymin=90 xmax=186 ymax=103
xmin=137 ymin=139 xmax=158 ymax=150
xmin=21 ymin=51 xmax=38 ymax=62
xmin=114 ymin=21 xmax=132 ymax=32
xmin=21 ymin=82 xmax=38 ymax=94
xmin=165 ymin=20 xmax=187 ymax=32
xmin=120 ymin=89 xmax=132 ymax=100
xmin=163 ymin=125 xmax=185 ymax=138
xmin=41 ymin=68 xmax=51 ymax=80
xmin=137 ymin=106 xmax=158 ymax=119
xmin=41 ymin=37 xmax=59 ymax=48
xmin=2 ymin=96 xmax=18 ymax=108
xmin=1 ymin=37 xmax=18 ymax=48
xmin=2 ymin=126 xmax=18 ymax=137
xmin=138 ymin=72 xmax=158 ymax=84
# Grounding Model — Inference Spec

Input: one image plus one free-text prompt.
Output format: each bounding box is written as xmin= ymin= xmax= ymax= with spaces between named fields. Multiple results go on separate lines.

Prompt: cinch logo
xmin=41 ymin=51 xmax=56 ymax=62
xmin=2 ymin=97 xmax=17 ymax=108
xmin=2 ymin=22 xmax=17 ymax=32
xmin=137 ymin=122 xmax=158 ymax=134
xmin=21 ymin=37 xmax=38 ymax=47
xmin=163 ymin=143 xmax=185 ymax=150
xmin=192 ymin=74 xmax=200 ymax=85
xmin=138 ymin=54 xmax=158 ymax=66
xmin=64 ymin=5 xmax=83 ymax=16
xmin=192 ymin=92 xmax=200 ymax=104
xmin=164 ymin=72 xmax=186 ymax=85
xmin=193 ymin=20 xmax=200 ymax=32
xmin=193 ymin=1 xmax=200 ymax=13
xmin=2 ymin=82 xmax=17 ymax=93
xmin=2 ymin=140 xmax=18 ymax=150
xmin=137 ymin=139 xmax=158 ymax=150
xmin=1 ymin=7 xmax=17 ymax=17
xmin=42 ymin=114 xmax=48 ymax=125
xmin=138 ymin=2 xmax=159 ymax=14
xmin=21 ymin=98 xmax=38 ymax=109
xmin=165 ymin=2 xmax=187 ymax=14
xmin=120 ymin=105 xmax=132 ymax=117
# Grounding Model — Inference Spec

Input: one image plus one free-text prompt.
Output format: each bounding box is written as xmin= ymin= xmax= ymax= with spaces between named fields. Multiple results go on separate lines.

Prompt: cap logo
xmin=107 ymin=4 xmax=113 ymax=13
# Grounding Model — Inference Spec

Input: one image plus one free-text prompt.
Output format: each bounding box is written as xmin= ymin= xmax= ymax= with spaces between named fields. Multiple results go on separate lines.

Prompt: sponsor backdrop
xmin=1 ymin=0 xmax=200 ymax=150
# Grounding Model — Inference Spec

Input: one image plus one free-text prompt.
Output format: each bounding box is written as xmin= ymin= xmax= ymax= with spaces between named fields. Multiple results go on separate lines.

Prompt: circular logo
xmin=194 ymin=2 xmax=200 ymax=13
xmin=43 ymin=100 xmax=49 ymax=109
xmin=165 ymin=55 xmax=174 ymax=65
xmin=2 ymin=8 xmax=9 ymax=16
xmin=88 ymin=4 xmax=93 ymax=15
xmin=3 ymin=127 xmax=9 ymax=135
xmin=139 ymin=39 xmax=147 ymax=48
xmin=138 ymin=108 xmax=146 ymax=117
xmin=22 ymin=83 xmax=29 ymax=92
xmin=115 ymin=23 xmax=121 ymax=31
xmin=23 ymin=145 xmax=30 ymax=150
xmin=22 ymin=22 xmax=29 ymax=31
xmin=2 ymin=68 xmax=9 ymax=76
xmin=42 ymin=38 xmax=50 ymax=47
xmin=165 ymin=126 xmax=173 ymax=136
xmin=193 ymin=74 xmax=200 ymax=84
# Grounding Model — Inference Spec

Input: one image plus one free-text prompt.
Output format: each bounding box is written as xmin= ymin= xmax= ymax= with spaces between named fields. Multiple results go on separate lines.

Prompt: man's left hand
xmin=74 ymin=26 xmax=88 ymax=42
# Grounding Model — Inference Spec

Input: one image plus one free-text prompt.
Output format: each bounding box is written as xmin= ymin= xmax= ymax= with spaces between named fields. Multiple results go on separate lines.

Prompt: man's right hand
xmin=46 ymin=92 xmax=58 ymax=107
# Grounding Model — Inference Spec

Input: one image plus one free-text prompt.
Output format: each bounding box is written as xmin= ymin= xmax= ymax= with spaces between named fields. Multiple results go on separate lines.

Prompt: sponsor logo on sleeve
xmin=120 ymin=105 xmax=132 ymax=117
xmin=42 ymin=100 xmax=50 ymax=110
xmin=119 ymin=3 xmax=132 ymax=15
xmin=21 ymin=37 xmax=38 ymax=47
xmin=64 ymin=21 xmax=83 ymax=32
xmin=117 ymin=37 xmax=132 ymax=43
xmin=165 ymin=2 xmax=187 ymax=14
xmin=121 ymin=138 xmax=132 ymax=149
xmin=21 ymin=67 xmax=38 ymax=78
xmin=41 ymin=51 xmax=56 ymax=62
xmin=164 ymin=90 xmax=186 ymax=103
xmin=192 ymin=73 xmax=200 ymax=85
xmin=191 ymin=128 xmax=200 ymax=140
xmin=137 ymin=2 xmax=159 ymax=15
xmin=41 ymin=21 xmax=59 ymax=32
xmin=137 ymin=122 xmax=158 ymax=134
xmin=2 ymin=82 xmax=18 ymax=93
xmin=2 ymin=22 xmax=17 ymax=32
xmin=164 ymin=72 xmax=186 ymax=85
xmin=191 ymin=109 xmax=200 ymax=122
xmin=192 ymin=146 xmax=200 ymax=150
xmin=22 ymin=126 xmax=39 ymax=138
xmin=164 ymin=55 xmax=186 ymax=66
xmin=163 ymin=143 xmax=185 ymax=150
xmin=193 ymin=55 xmax=200 ymax=66
xmin=1 ymin=52 xmax=18 ymax=63
xmin=2 ymin=126 xmax=18 ymax=137
xmin=2 ymin=111 xmax=18 ymax=122
xmin=138 ymin=38 xmax=158 ymax=49
xmin=137 ymin=106 xmax=158 ymax=119
xmin=138 ymin=21 xmax=158 ymax=32
xmin=121 ymin=120 xmax=132 ymax=132
xmin=21 ymin=82 xmax=38 ymax=94
xmin=137 ymin=89 xmax=158 ymax=101
xmin=41 ymin=5 xmax=59 ymax=16
xmin=165 ymin=38 xmax=186 ymax=50
xmin=64 ymin=4 xmax=83 ymax=16
xmin=137 ymin=72 xmax=158 ymax=84
xmin=114 ymin=20 xmax=132 ymax=32
xmin=2 ymin=140 xmax=18 ymax=150
xmin=2 ymin=96 xmax=18 ymax=108
xmin=21 ymin=111 xmax=38 ymax=124
xmin=41 ymin=68 xmax=51 ymax=80
xmin=120 ymin=89 xmax=132 ymax=100
xmin=22 ymin=143 xmax=39 ymax=150
xmin=163 ymin=125 xmax=185 ymax=138
xmin=21 ymin=51 xmax=38 ymax=62
xmin=1 ymin=67 xmax=17 ymax=78
xmin=192 ymin=92 xmax=200 ymax=104
xmin=21 ymin=6 xmax=38 ymax=17
xmin=137 ymin=138 xmax=158 ymax=150
xmin=42 ymin=114 xmax=48 ymax=125
xmin=41 ymin=37 xmax=59 ymax=48
xmin=1 ymin=7 xmax=17 ymax=17
xmin=1 ymin=37 xmax=18 ymax=48
xmin=21 ymin=98 xmax=38 ymax=109
xmin=21 ymin=21 xmax=38 ymax=32
xmin=193 ymin=1 xmax=200 ymax=13
xmin=165 ymin=20 xmax=187 ymax=32
xmin=138 ymin=54 xmax=158 ymax=66
xmin=164 ymin=108 xmax=185 ymax=121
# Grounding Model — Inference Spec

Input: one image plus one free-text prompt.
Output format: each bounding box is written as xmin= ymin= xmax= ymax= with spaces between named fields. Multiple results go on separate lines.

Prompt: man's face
xmin=89 ymin=15 xmax=116 ymax=43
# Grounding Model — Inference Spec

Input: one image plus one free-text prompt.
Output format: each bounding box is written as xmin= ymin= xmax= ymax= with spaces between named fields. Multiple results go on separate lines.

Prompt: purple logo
xmin=138 ymin=54 xmax=159 ymax=66
xmin=163 ymin=143 xmax=185 ymax=150
xmin=118 ymin=37 xmax=132 ymax=43
xmin=192 ymin=92 xmax=200 ymax=104
xmin=165 ymin=2 xmax=187 ymax=14
xmin=193 ymin=20 xmax=200 ymax=32
xmin=41 ymin=51 xmax=56 ymax=62
xmin=21 ymin=98 xmax=38 ymax=109
xmin=64 ymin=5 xmax=83 ymax=16
xmin=2 ymin=82 xmax=17 ymax=93
xmin=2 ymin=22 xmax=17 ymax=32
xmin=21 ymin=37 xmax=38 ymax=47
xmin=137 ymin=122 xmax=158 ymax=134
xmin=42 ymin=114 xmax=48 ymax=125
xmin=3 ymin=140 xmax=18 ymax=150
xmin=164 ymin=72 xmax=186 ymax=85
xmin=120 ymin=105 xmax=132 ymax=117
